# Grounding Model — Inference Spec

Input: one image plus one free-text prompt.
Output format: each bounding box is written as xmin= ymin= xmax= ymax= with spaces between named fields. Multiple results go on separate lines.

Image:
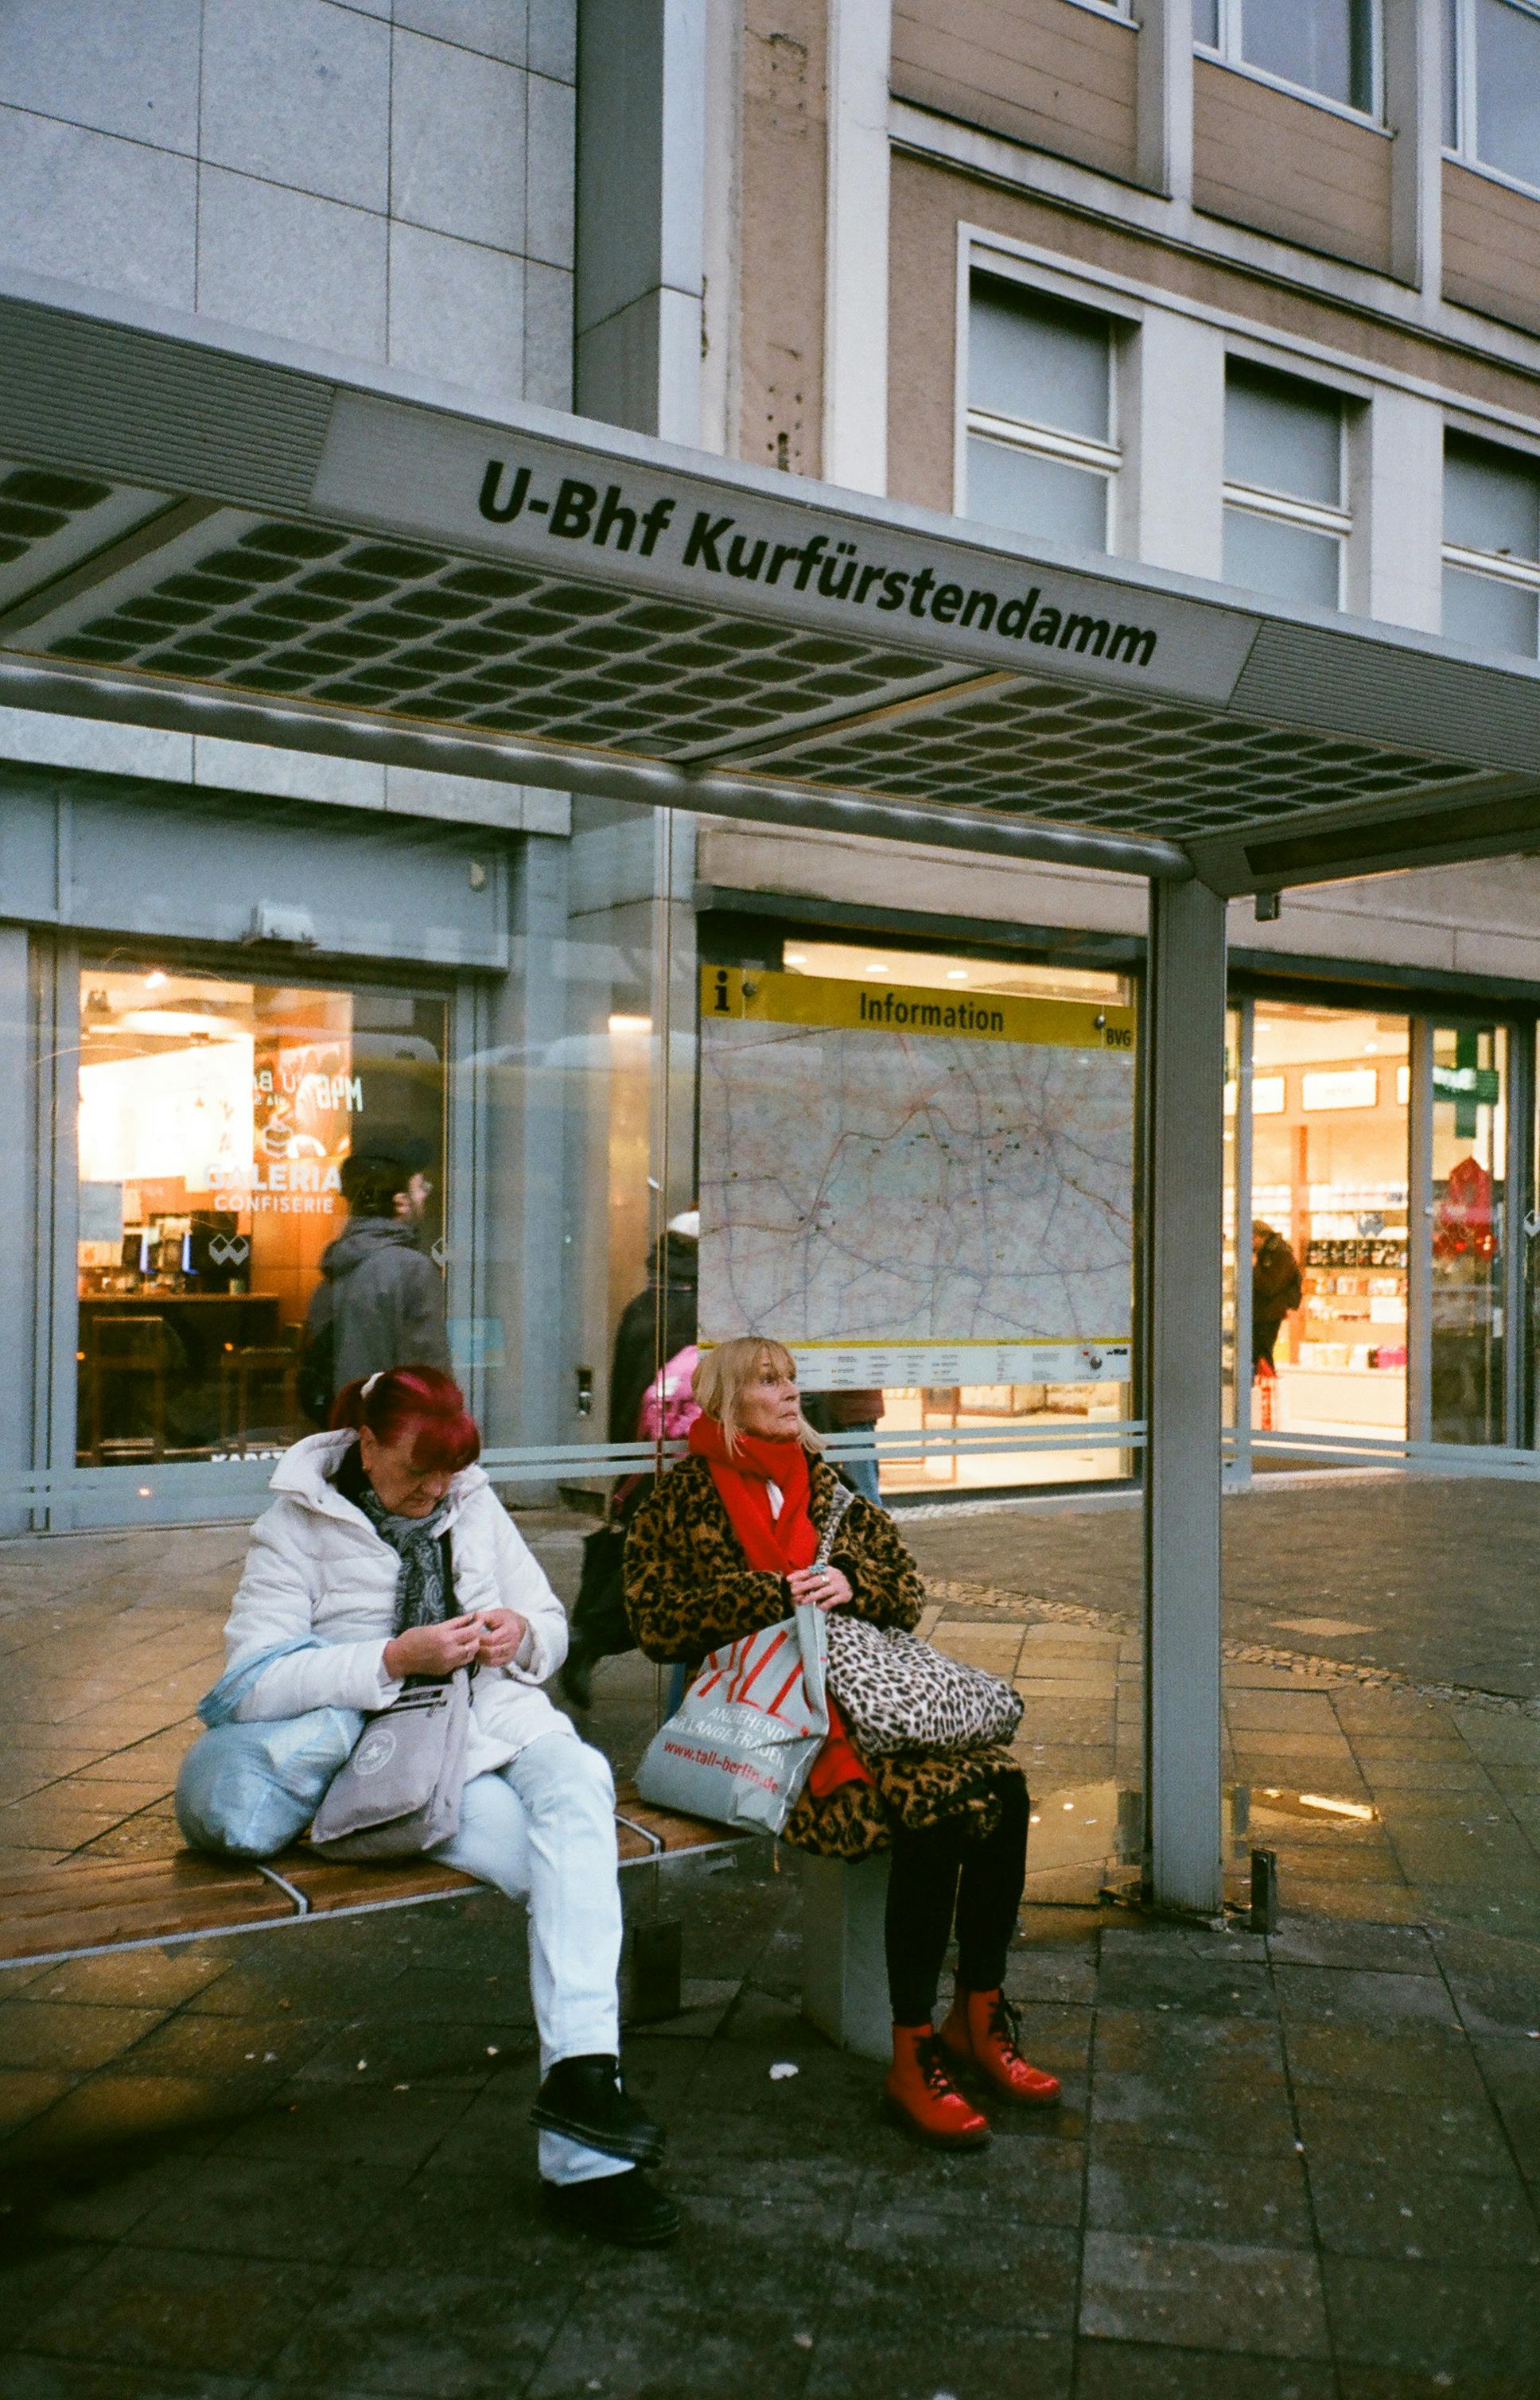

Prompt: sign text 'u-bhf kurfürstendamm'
xmin=478 ymin=459 xmax=1161 ymax=671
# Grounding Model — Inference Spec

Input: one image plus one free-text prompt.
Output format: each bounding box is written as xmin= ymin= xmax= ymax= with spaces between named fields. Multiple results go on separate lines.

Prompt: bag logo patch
xmin=352 ymin=1727 xmax=398 ymax=1777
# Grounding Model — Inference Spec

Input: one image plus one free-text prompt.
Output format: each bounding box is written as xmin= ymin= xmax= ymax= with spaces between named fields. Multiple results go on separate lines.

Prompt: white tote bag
xmin=635 ymin=1603 xmax=830 ymax=1837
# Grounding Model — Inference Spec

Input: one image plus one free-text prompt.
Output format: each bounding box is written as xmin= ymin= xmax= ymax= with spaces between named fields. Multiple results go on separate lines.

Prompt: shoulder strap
xmin=814 ymin=1480 xmax=854 ymax=1571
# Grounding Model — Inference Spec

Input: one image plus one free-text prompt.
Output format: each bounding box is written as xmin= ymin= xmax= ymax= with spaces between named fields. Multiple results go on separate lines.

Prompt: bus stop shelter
xmin=4 ymin=266 xmax=1540 ymax=1917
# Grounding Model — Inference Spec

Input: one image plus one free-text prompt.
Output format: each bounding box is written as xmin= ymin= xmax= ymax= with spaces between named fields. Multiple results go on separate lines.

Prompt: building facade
xmin=2 ymin=0 xmax=1540 ymax=1529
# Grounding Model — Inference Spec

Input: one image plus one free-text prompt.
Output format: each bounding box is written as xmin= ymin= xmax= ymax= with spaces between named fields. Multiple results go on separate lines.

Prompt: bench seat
xmin=0 ymin=1784 xmax=741 ymax=1972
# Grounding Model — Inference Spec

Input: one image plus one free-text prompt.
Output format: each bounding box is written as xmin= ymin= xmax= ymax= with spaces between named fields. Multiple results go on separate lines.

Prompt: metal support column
xmin=1143 ymin=877 xmax=1227 ymax=1916
xmin=1229 ymin=992 xmax=1255 ymax=1489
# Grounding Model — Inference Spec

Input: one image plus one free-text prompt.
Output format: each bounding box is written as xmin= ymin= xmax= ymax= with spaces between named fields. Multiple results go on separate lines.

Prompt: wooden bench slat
xmin=0 ymin=1853 xmax=293 ymax=1961
xmin=272 ymin=1854 xmax=480 ymax=1916
xmin=0 ymin=1796 xmax=750 ymax=1967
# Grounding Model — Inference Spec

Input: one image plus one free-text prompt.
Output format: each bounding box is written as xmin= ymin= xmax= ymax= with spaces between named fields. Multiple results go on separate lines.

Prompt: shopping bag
xmin=635 ymin=1602 xmax=830 ymax=1837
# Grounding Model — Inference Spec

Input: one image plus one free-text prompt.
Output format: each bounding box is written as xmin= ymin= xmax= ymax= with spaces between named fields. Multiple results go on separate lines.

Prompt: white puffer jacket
xmin=223 ymin=1430 xmax=572 ymax=1781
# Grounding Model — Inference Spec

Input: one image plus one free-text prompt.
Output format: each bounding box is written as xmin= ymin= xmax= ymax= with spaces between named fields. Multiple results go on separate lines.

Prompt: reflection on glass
xmin=75 ymin=965 xmax=445 ymax=1466
xmin=1430 ymin=1023 xmax=1507 ymax=1444
xmin=1249 ymin=1002 xmax=1410 ymax=1442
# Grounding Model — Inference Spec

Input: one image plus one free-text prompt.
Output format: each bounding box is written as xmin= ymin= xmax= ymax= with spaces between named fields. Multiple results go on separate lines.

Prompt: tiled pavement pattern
xmin=0 ymin=1483 xmax=1538 ymax=2394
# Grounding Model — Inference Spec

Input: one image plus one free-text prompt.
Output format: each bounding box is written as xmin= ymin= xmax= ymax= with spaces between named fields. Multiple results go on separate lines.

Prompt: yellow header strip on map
xmin=701 ymin=965 xmax=1135 ymax=1052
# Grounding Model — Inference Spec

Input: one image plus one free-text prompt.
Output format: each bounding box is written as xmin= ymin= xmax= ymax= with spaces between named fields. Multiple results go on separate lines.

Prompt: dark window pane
xmin=966 ymin=436 xmax=1110 ymax=550
xmin=1444 ymin=438 xmax=1540 ymax=562
xmin=1475 ymin=0 xmax=1540 ymax=185
xmin=1442 ymin=563 xmax=1540 ymax=655
xmin=1223 ymin=506 xmax=1343 ymax=607
xmin=1226 ymin=364 xmax=1344 ymax=507
xmin=969 ymin=278 xmax=1110 ymax=441
xmin=1240 ymin=0 xmax=1375 ymax=111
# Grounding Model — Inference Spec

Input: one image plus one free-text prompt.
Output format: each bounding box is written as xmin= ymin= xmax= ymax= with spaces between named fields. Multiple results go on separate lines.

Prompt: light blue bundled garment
xmin=175 ymin=1638 xmax=364 ymax=1858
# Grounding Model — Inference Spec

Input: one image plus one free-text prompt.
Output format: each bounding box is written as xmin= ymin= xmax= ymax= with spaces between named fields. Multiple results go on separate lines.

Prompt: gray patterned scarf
xmin=336 ymin=1441 xmax=455 ymax=1635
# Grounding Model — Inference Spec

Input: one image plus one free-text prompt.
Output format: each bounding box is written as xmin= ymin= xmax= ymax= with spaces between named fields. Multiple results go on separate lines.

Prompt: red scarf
xmin=687 ymin=1414 xmax=816 ymax=1571
xmin=687 ymin=1414 xmax=869 ymax=1796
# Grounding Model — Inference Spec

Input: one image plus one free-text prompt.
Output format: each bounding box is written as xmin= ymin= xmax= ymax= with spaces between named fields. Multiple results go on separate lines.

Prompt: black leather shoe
xmin=542 ymin=2166 xmax=680 ymax=2246
xmin=530 ymin=2055 xmax=665 ymax=2165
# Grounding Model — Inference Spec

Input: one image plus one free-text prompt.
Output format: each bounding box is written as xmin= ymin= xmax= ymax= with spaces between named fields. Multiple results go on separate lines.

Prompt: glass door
xmin=1424 ymin=1021 xmax=1509 ymax=1445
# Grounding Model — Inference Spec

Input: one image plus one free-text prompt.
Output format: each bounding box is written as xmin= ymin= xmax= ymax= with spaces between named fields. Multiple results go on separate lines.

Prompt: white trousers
xmin=433 ymin=1724 xmax=628 ymax=2186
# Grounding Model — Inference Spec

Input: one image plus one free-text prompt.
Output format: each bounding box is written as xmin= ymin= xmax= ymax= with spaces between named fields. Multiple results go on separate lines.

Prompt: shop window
xmin=1197 ymin=0 xmax=1379 ymax=115
xmin=74 ymin=964 xmax=445 ymax=1468
xmin=964 ymin=278 xmax=1120 ymax=554
xmin=1445 ymin=0 xmax=1540 ymax=192
xmin=1223 ymin=362 xmax=1349 ymax=610
xmin=1247 ymin=1002 xmax=1410 ymax=1443
xmin=1442 ymin=432 xmax=1540 ymax=658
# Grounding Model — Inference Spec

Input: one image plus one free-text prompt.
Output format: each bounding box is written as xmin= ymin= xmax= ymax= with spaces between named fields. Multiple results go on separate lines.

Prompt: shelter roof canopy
xmin=2 ymin=270 xmax=1538 ymax=893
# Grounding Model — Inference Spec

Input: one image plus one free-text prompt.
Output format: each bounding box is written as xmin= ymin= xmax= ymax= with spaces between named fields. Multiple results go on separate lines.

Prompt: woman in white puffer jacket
xmin=197 ymin=1364 xmax=678 ymax=2249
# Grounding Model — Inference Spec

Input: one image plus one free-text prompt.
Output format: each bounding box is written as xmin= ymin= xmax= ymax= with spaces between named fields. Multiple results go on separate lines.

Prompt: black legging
xmin=884 ymin=1777 xmax=1030 ymax=2026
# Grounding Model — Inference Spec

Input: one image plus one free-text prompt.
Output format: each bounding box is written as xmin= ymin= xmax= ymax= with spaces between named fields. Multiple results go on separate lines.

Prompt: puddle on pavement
xmin=1022 ymin=1781 xmax=1379 ymax=1877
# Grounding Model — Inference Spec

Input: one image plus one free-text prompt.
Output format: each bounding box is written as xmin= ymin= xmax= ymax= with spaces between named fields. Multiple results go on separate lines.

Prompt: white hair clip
xmin=360 ymin=1371 xmax=383 ymax=1398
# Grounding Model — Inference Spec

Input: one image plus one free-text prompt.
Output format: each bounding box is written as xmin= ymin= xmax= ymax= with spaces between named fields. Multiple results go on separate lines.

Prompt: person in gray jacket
xmin=303 ymin=1153 xmax=451 ymax=1414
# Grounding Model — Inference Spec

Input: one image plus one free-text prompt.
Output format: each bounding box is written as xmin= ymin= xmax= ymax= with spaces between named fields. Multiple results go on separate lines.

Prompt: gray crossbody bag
xmin=310 ymin=1528 xmax=475 ymax=1860
xmin=309 ymin=1666 xmax=473 ymax=1859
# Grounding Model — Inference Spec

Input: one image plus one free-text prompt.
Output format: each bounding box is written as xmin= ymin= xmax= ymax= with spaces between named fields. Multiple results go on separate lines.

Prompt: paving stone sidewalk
xmin=0 ymin=1484 xmax=1536 ymax=2397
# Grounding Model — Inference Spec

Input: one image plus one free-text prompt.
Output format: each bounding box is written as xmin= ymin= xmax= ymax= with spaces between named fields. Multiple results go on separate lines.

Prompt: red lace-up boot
xmin=939 ymin=1988 xmax=1062 ymax=2106
xmin=882 ymin=2025 xmax=990 ymax=2147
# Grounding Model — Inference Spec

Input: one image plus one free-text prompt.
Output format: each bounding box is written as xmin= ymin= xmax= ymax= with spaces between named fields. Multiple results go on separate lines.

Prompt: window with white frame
xmin=1223 ymin=362 xmax=1350 ymax=609
xmin=1445 ymin=0 xmax=1540 ymax=192
xmin=1442 ymin=433 xmax=1540 ymax=658
xmin=1196 ymin=0 xmax=1379 ymax=115
xmin=964 ymin=277 xmax=1119 ymax=554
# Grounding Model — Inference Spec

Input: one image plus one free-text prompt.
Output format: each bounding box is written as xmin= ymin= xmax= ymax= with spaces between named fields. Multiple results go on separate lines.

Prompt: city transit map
xmin=698 ymin=967 xmax=1136 ymax=1391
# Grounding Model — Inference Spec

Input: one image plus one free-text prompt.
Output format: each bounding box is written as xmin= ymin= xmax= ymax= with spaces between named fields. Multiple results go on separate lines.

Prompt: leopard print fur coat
xmin=623 ymin=1452 xmax=1025 ymax=1861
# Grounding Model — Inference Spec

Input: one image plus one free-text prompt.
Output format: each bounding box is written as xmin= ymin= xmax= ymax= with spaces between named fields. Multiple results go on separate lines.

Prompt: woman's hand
xmin=471 ymin=1607 xmax=528 ymax=1669
xmin=382 ymin=1614 xmax=485 ymax=1680
xmin=787 ymin=1565 xmax=854 ymax=1612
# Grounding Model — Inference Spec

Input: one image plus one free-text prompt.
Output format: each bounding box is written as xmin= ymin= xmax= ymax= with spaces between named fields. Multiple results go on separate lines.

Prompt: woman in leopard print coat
xmin=624 ymin=1337 xmax=1060 ymax=2145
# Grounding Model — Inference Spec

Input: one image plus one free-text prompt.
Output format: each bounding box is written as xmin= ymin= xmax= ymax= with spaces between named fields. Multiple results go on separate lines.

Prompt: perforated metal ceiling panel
xmin=0 ymin=457 xmax=169 ymax=613
xmin=741 ymin=674 xmax=1477 ymax=842
xmin=6 ymin=508 xmax=974 ymax=757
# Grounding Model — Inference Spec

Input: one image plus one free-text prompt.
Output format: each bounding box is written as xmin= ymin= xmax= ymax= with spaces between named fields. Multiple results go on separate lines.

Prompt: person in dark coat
xmin=1251 ymin=1219 xmax=1302 ymax=1371
xmin=302 ymin=1153 xmax=450 ymax=1418
xmin=561 ymin=1215 xmax=698 ymax=1707
xmin=607 ymin=1216 xmax=699 ymax=1451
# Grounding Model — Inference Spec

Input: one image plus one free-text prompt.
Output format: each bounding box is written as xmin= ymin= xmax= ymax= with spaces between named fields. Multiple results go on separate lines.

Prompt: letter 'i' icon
xmin=714 ymin=969 xmax=731 ymax=1013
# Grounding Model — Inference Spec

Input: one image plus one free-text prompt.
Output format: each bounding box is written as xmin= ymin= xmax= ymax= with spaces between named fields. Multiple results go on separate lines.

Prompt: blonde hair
xmin=691 ymin=1336 xmax=823 ymax=1457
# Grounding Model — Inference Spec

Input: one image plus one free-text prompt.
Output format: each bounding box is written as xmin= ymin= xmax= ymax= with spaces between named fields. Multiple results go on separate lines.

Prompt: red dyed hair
xmin=329 ymin=1365 xmax=481 ymax=1472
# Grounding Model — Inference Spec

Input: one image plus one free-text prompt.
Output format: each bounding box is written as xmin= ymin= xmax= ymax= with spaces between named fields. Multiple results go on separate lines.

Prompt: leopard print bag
xmin=823 ymin=1611 xmax=1023 ymax=1754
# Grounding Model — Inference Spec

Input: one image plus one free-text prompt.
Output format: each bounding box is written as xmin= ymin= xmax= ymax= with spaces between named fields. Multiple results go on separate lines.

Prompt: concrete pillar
xmin=575 ymin=0 xmax=706 ymax=444
xmin=1357 ymin=384 xmax=1445 ymax=632
xmin=1134 ymin=0 xmax=1194 ymax=204
xmin=480 ymin=832 xmax=573 ymax=1463
xmin=801 ymin=1850 xmax=892 ymax=2060
xmin=822 ymin=0 xmax=892 ymax=495
xmin=1124 ymin=309 xmax=1226 ymax=578
xmin=1143 ymin=876 xmax=1227 ymax=1916
xmin=1386 ymin=0 xmax=1444 ymax=294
